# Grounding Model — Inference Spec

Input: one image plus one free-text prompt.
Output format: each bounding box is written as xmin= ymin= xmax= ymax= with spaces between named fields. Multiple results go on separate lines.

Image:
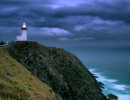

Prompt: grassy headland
xmin=0 ymin=48 xmax=62 ymax=100
xmin=6 ymin=41 xmax=107 ymax=100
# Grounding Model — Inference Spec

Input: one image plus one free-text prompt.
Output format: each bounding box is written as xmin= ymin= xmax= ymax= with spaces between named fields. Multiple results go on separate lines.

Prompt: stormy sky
xmin=0 ymin=0 xmax=130 ymax=46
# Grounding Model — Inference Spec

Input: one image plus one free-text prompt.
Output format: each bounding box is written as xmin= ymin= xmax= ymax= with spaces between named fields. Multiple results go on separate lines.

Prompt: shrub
xmin=0 ymin=41 xmax=4 ymax=45
xmin=0 ymin=83 xmax=6 ymax=90
xmin=107 ymin=93 xmax=118 ymax=100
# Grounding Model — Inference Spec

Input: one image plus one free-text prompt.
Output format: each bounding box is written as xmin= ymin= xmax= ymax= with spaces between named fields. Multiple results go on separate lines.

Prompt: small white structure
xmin=16 ymin=22 xmax=27 ymax=41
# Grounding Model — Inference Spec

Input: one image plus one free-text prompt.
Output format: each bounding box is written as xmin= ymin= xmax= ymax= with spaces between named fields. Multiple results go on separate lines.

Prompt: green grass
xmin=0 ymin=48 xmax=62 ymax=100
xmin=0 ymin=97 xmax=6 ymax=100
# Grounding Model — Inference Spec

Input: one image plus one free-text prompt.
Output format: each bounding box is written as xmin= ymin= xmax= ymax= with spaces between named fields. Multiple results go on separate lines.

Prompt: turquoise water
xmin=64 ymin=46 xmax=130 ymax=100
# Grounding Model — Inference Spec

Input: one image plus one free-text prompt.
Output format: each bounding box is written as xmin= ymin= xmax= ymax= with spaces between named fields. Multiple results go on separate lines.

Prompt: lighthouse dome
xmin=23 ymin=22 xmax=26 ymax=25
xmin=22 ymin=22 xmax=26 ymax=28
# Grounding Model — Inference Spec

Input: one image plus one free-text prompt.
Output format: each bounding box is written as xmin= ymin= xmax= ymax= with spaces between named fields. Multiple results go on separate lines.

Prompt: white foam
xmin=89 ymin=68 xmax=130 ymax=100
xmin=89 ymin=69 xmax=96 ymax=72
xmin=113 ymin=85 xmax=127 ymax=91
xmin=89 ymin=69 xmax=117 ymax=83
xmin=116 ymin=94 xmax=130 ymax=100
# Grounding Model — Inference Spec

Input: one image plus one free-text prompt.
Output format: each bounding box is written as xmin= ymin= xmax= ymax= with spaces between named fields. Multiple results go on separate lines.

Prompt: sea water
xmin=64 ymin=46 xmax=130 ymax=100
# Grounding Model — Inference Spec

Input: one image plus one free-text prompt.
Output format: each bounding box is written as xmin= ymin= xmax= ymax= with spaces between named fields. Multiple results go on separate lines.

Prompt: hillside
xmin=0 ymin=48 xmax=62 ymax=100
xmin=7 ymin=41 xmax=107 ymax=100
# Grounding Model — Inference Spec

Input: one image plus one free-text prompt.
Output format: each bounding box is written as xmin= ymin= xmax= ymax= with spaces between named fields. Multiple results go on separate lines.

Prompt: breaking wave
xmin=89 ymin=69 xmax=130 ymax=100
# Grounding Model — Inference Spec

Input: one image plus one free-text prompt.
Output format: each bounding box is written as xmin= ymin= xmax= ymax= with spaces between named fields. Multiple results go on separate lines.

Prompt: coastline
xmin=89 ymin=68 xmax=130 ymax=100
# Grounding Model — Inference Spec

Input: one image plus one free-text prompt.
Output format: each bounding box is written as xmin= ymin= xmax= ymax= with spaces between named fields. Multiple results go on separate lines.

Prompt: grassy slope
xmin=0 ymin=48 xmax=62 ymax=100
xmin=7 ymin=41 xmax=107 ymax=100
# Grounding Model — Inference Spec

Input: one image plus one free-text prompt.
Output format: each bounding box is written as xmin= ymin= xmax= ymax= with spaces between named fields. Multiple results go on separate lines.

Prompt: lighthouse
xmin=16 ymin=22 xmax=27 ymax=41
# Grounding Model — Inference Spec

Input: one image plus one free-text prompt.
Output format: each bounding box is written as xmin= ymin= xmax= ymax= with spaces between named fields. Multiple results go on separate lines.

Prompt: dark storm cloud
xmin=47 ymin=0 xmax=130 ymax=23
xmin=0 ymin=0 xmax=130 ymax=46
xmin=1 ymin=0 xmax=130 ymax=23
xmin=1 ymin=0 xmax=130 ymax=26
xmin=0 ymin=0 xmax=55 ymax=5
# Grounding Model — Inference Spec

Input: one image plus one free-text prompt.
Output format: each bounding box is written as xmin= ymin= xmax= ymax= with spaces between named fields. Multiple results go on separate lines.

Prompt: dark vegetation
xmin=0 ymin=41 xmax=4 ymax=45
xmin=107 ymin=94 xmax=118 ymax=100
xmin=7 ymin=41 xmax=107 ymax=100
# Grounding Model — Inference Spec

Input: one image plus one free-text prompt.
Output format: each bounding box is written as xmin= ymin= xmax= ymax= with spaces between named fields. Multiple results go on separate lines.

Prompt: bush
xmin=0 ymin=41 xmax=4 ymax=45
xmin=0 ymin=83 xmax=6 ymax=90
xmin=107 ymin=93 xmax=118 ymax=100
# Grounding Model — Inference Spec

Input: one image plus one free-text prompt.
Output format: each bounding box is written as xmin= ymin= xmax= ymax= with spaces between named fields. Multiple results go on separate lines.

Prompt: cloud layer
xmin=0 ymin=0 xmax=130 ymax=46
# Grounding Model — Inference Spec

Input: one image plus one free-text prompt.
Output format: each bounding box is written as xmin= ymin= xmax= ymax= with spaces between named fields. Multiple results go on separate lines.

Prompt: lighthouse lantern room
xmin=16 ymin=22 xmax=27 ymax=41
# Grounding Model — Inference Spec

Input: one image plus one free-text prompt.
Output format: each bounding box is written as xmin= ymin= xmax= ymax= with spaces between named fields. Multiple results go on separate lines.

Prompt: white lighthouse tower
xmin=16 ymin=22 xmax=27 ymax=41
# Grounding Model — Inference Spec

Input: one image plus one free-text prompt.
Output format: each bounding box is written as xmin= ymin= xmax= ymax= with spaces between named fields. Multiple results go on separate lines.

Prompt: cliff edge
xmin=7 ymin=41 xmax=107 ymax=100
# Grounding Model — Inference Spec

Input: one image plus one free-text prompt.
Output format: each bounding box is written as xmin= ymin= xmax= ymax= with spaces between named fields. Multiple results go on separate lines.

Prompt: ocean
xmin=63 ymin=46 xmax=130 ymax=100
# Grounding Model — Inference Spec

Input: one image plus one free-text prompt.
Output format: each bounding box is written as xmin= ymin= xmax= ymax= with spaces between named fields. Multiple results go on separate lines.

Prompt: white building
xmin=16 ymin=22 xmax=27 ymax=41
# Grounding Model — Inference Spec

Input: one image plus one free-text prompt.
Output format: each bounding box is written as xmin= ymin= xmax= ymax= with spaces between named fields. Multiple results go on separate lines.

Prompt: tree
xmin=0 ymin=41 xmax=4 ymax=45
xmin=107 ymin=93 xmax=118 ymax=100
